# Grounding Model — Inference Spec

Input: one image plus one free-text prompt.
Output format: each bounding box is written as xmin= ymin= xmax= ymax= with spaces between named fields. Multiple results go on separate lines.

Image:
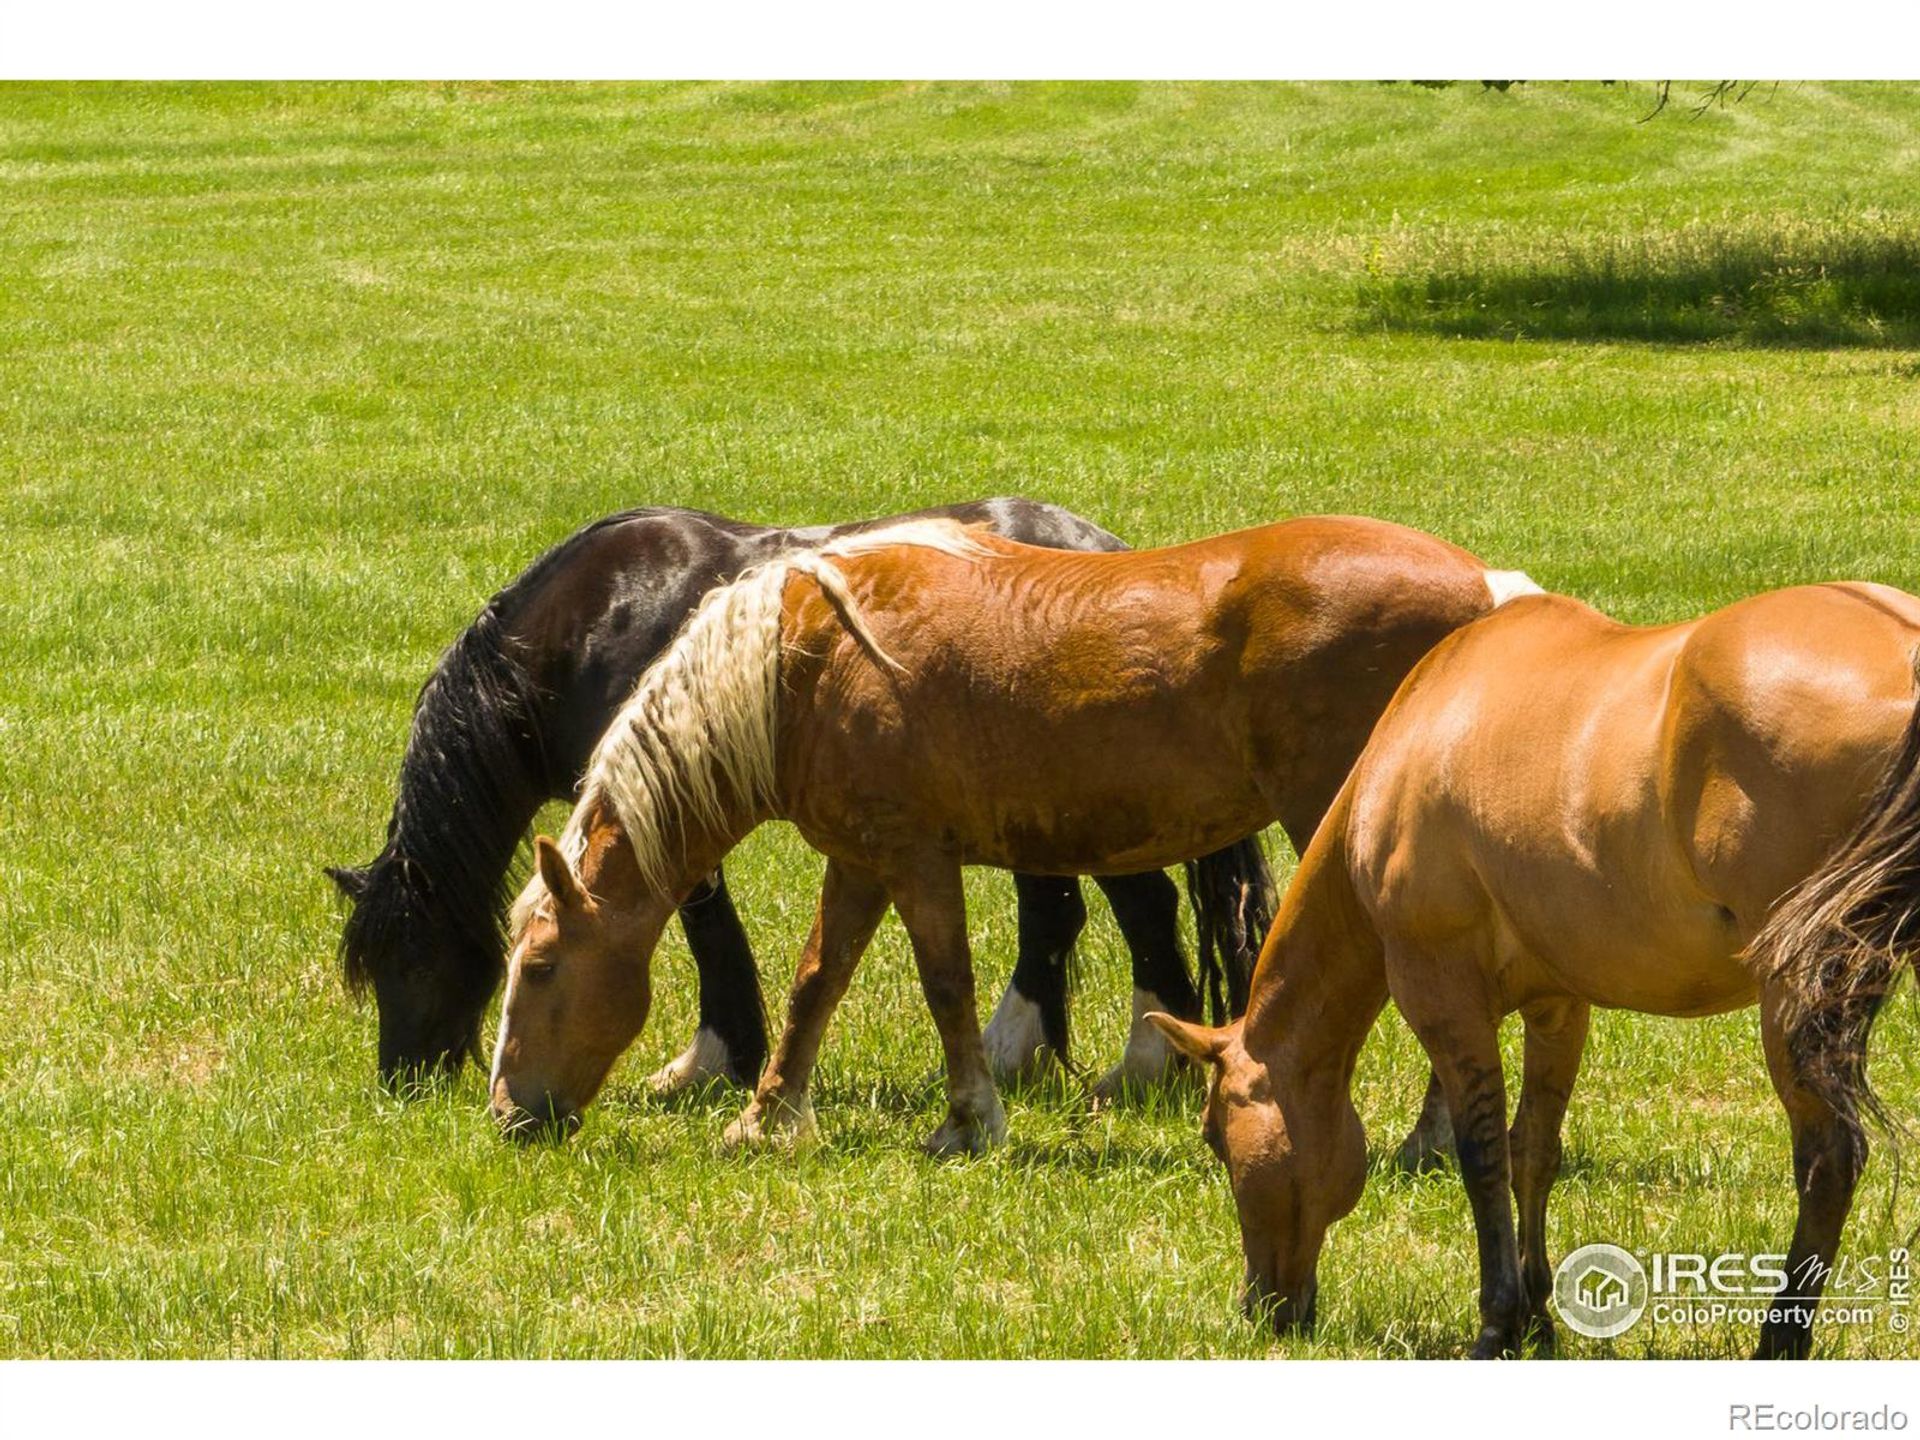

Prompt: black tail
xmin=1747 ymin=668 xmax=1920 ymax=1147
xmin=1186 ymin=835 xmax=1280 ymax=1025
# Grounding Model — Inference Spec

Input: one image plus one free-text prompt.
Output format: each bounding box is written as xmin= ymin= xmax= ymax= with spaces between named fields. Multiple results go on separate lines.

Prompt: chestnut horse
xmin=489 ymin=516 xmax=1533 ymax=1154
xmin=1150 ymin=582 xmax=1920 ymax=1360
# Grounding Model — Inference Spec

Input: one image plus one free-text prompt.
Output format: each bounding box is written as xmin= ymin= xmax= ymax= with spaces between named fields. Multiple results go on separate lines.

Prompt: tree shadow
xmin=1356 ymin=232 xmax=1920 ymax=347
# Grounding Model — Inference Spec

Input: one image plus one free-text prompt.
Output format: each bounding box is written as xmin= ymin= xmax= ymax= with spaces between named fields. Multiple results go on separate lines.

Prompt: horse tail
xmin=1746 ymin=665 xmax=1920 ymax=1147
xmin=1186 ymin=835 xmax=1280 ymax=1025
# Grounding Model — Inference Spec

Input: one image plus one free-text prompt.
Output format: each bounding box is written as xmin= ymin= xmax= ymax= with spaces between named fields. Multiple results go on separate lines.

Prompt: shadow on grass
xmin=1356 ymin=231 xmax=1920 ymax=347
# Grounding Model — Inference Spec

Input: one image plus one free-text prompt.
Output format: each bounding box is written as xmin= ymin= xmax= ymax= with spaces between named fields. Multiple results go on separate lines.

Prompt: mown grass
xmin=3 ymin=80 xmax=1920 ymax=1358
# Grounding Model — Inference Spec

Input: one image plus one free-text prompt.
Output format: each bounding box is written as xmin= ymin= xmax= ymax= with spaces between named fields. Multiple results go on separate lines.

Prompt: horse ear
xmin=1145 ymin=1012 xmax=1231 ymax=1066
xmin=325 ymin=865 xmax=369 ymax=901
xmin=534 ymin=836 xmax=585 ymax=910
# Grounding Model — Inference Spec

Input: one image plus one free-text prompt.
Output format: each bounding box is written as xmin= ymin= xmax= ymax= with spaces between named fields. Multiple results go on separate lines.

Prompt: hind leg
xmin=1389 ymin=942 xmax=1526 ymax=1358
xmin=889 ymin=858 xmax=1007 ymax=1156
xmin=724 ymin=859 xmax=890 ymax=1148
xmin=1090 ymin=870 xmax=1199 ymax=1100
xmin=1754 ymin=981 xmax=1868 ymax=1360
xmin=1393 ymin=1072 xmax=1457 ymax=1172
xmin=649 ymin=867 xmax=768 ymax=1094
xmin=1510 ymin=997 xmax=1589 ymax=1346
xmin=983 ymin=873 xmax=1087 ymax=1084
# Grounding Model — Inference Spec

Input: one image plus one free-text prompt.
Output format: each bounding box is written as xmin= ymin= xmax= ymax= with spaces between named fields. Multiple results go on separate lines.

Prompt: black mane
xmin=329 ymin=517 xmax=672 ymax=1000
xmin=333 ymin=602 xmax=548 ymax=997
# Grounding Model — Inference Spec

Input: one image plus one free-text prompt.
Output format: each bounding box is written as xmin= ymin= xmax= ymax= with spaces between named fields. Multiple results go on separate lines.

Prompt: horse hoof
xmin=1091 ymin=999 xmax=1194 ymax=1105
xmin=1469 ymin=1326 xmax=1516 ymax=1360
xmin=1091 ymin=1054 xmax=1192 ymax=1106
xmin=723 ymin=1098 xmax=817 ymax=1151
xmin=647 ymin=1028 xmax=736 ymax=1096
xmin=923 ymin=1106 xmax=1007 ymax=1158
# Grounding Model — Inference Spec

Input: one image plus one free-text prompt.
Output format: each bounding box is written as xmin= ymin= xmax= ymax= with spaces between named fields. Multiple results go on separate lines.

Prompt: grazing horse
xmin=327 ymin=498 xmax=1276 ymax=1097
xmin=489 ymin=516 xmax=1526 ymax=1155
xmin=1150 ymin=582 xmax=1920 ymax=1360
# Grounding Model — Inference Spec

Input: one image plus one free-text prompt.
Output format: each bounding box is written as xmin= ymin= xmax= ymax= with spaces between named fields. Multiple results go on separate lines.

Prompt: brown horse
xmin=488 ymin=516 xmax=1535 ymax=1155
xmin=1150 ymin=582 xmax=1920 ymax=1360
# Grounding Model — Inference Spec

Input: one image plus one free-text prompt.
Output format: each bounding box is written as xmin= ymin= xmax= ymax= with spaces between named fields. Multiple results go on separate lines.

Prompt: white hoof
xmin=1093 ymin=989 xmax=1192 ymax=1102
xmin=723 ymin=1095 xmax=818 ymax=1150
xmin=982 ymin=987 xmax=1057 ymax=1084
xmin=647 ymin=1027 xmax=735 ymax=1095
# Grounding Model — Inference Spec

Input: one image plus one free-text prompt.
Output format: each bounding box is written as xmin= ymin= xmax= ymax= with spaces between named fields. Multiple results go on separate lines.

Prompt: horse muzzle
xmin=490 ymin=1077 xmax=583 ymax=1143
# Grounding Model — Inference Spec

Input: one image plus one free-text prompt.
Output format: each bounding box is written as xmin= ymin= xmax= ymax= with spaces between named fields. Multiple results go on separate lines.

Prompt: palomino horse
xmin=1150 ymin=582 xmax=1920 ymax=1359
xmin=489 ymin=516 xmax=1533 ymax=1154
xmin=326 ymin=498 xmax=1275 ymax=1097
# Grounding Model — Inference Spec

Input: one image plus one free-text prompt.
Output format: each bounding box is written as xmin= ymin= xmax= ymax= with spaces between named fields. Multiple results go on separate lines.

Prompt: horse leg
xmin=889 ymin=858 xmax=1008 ymax=1156
xmin=1754 ymin=981 xmax=1868 ymax=1360
xmin=1090 ymin=870 xmax=1198 ymax=1101
xmin=982 ymin=873 xmax=1087 ymax=1085
xmin=648 ymin=866 xmax=769 ymax=1094
xmin=1510 ymin=997 xmax=1590 ymax=1348
xmin=1392 ymin=948 xmax=1526 ymax=1358
xmin=723 ymin=859 xmax=890 ymax=1149
xmin=1393 ymin=1072 xmax=1457 ymax=1173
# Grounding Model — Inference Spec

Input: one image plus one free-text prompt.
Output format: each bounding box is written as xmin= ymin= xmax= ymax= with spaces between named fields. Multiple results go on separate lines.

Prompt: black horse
xmin=328 ymin=498 xmax=1276 ymax=1096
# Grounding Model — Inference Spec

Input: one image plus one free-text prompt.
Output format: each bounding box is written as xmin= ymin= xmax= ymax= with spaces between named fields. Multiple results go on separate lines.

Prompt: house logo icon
xmin=1552 ymin=1243 xmax=1648 ymax=1339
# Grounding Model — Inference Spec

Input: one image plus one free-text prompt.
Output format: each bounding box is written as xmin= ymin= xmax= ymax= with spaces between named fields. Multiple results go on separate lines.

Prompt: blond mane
xmin=510 ymin=518 xmax=992 ymax=931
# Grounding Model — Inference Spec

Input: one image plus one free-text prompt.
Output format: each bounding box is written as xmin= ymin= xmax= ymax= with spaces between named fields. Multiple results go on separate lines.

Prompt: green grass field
xmin=5 ymin=80 xmax=1920 ymax=1359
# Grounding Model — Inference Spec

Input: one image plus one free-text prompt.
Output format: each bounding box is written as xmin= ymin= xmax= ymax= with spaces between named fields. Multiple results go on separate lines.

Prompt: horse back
xmin=774 ymin=516 xmax=1504 ymax=868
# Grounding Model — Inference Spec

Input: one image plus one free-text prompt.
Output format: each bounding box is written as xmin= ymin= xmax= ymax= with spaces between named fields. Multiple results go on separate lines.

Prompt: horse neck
xmin=575 ymin=795 xmax=752 ymax=918
xmin=1240 ymin=795 xmax=1388 ymax=1081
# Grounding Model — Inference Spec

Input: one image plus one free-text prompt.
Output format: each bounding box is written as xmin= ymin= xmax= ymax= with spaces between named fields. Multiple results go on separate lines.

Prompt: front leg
xmin=724 ymin=859 xmax=889 ymax=1149
xmin=650 ymin=867 xmax=768 ymax=1094
xmin=889 ymin=858 xmax=1007 ymax=1156
xmin=1392 ymin=946 xmax=1526 ymax=1359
